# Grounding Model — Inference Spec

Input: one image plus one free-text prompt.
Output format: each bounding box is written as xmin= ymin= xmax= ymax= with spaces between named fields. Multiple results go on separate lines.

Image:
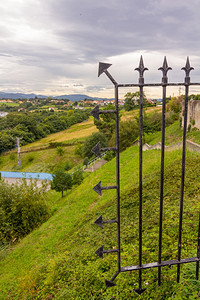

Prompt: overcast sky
xmin=0 ymin=0 xmax=200 ymax=98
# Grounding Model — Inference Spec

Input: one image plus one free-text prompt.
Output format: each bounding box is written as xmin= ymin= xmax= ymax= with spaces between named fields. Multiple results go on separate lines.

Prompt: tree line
xmin=0 ymin=109 xmax=90 ymax=153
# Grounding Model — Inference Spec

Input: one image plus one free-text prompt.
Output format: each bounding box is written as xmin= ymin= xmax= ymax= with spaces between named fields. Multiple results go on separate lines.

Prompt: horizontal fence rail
xmin=91 ymin=56 xmax=200 ymax=294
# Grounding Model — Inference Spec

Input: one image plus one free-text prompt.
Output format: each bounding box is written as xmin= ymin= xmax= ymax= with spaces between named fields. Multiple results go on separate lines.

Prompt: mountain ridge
xmin=0 ymin=92 xmax=114 ymax=101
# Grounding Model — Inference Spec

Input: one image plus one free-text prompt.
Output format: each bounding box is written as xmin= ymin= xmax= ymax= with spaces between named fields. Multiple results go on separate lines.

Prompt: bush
xmin=9 ymin=152 xmax=16 ymax=161
xmin=64 ymin=161 xmax=72 ymax=171
xmin=74 ymin=143 xmax=84 ymax=158
xmin=56 ymin=146 xmax=64 ymax=156
xmin=0 ymin=179 xmax=49 ymax=243
xmin=83 ymin=157 xmax=89 ymax=166
xmin=110 ymin=120 xmax=138 ymax=152
xmin=27 ymin=154 xmax=35 ymax=163
xmin=104 ymin=150 xmax=116 ymax=161
xmin=72 ymin=169 xmax=84 ymax=185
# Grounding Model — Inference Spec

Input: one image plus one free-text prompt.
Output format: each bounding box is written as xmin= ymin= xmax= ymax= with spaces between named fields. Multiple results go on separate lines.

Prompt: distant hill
xmin=0 ymin=92 xmax=114 ymax=102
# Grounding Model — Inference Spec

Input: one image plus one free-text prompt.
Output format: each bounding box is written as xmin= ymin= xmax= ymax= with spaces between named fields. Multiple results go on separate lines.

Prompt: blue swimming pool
xmin=0 ymin=171 xmax=53 ymax=181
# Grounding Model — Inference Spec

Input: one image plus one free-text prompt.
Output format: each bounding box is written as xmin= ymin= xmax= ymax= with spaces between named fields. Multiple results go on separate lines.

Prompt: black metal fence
xmin=91 ymin=56 xmax=200 ymax=294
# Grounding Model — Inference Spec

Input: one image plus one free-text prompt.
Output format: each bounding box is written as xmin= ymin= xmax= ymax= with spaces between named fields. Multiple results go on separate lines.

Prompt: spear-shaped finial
xmin=182 ymin=57 xmax=194 ymax=79
xmin=135 ymin=55 xmax=148 ymax=77
xmin=159 ymin=56 xmax=172 ymax=83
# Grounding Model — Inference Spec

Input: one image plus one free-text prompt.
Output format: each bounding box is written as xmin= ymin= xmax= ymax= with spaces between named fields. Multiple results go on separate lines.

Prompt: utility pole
xmin=16 ymin=138 xmax=21 ymax=167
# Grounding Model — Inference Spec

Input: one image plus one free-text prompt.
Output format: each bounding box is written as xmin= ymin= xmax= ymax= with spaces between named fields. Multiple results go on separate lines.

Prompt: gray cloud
xmin=0 ymin=0 xmax=199 ymax=97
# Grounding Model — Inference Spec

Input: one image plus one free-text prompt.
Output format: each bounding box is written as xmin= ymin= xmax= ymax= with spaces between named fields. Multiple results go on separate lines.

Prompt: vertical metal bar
xmin=158 ymin=58 xmax=171 ymax=285
xmin=177 ymin=58 xmax=193 ymax=283
xmin=135 ymin=57 xmax=148 ymax=293
xmin=196 ymin=210 xmax=200 ymax=280
xmin=177 ymin=84 xmax=188 ymax=282
xmin=115 ymin=84 xmax=121 ymax=272
xmin=158 ymin=84 xmax=166 ymax=285
xmin=138 ymin=83 xmax=143 ymax=290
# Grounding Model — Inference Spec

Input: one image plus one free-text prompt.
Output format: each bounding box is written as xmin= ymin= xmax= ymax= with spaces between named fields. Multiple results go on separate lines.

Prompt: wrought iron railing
xmin=91 ymin=56 xmax=200 ymax=294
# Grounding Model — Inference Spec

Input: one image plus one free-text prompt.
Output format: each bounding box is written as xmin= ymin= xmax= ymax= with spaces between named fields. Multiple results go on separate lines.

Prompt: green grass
xmin=0 ymin=102 xmax=19 ymax=107
xmin=0 ymin=117 xmax=98 ymax=172
xmin=144 ymin=120 xmax=183 ymax=145
xmin=0 ymin=145 xmax=82 ymax=173
xmin=145 ymin=119 xmax=200 ymax=147
xmin=0 ymin=145 xmax=200 ymax=299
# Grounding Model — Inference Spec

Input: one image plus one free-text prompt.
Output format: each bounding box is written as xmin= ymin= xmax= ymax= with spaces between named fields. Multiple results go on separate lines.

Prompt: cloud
xmin=0 ymin=0 xmax=199 ymax=97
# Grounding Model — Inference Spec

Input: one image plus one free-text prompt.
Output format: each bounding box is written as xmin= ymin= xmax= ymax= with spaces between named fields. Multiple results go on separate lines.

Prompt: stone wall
xmin=182 ymin=100 xmax=200 ymax=130
xmin=143 ymin=140 xmax=200 ymax=153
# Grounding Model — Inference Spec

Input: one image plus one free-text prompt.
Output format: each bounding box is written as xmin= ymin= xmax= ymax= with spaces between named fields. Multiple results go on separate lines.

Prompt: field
xmin=0 ymin=107 xmax=161 ymax=173
xmin=0 ymin=102 xmax=19 ymax=107
xmin=0 ymin=117 xmax=98 ymax=173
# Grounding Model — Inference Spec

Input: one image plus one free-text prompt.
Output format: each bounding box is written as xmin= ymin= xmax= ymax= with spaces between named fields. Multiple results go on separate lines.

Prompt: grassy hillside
xmin=0 ymin=107 xmax=160 ymax=173
xmin=1 ymin=143 xmax=200 ymax=299
xmin=0 ymin=117 xmax=98 ymax=172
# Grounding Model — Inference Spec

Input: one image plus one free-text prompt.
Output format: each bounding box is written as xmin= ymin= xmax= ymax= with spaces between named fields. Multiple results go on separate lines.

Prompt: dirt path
xmin=84 ymin=159 xmax=107 ymax=172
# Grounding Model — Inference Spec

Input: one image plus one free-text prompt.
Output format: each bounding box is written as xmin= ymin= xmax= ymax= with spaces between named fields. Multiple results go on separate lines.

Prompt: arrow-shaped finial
xmin=105 ymin=279 xmax=116 ymax=288
xmin=90 ymin=105 xmax=100 ymax=121
xmin=94 ymin=215 xmax=103 ymax=228
xmin=93 ymin=181 xmax=102 ymax=196
xmin=135 ymin=55 xmax=148 ymax=77
xmin=95 ymin=245 xmax=104 ymax=258
xmin=182 ymin=56 xmax=194 ymax=77
xmin=98 ymin=62 xmax=112 ymax=77
xmin=91 ymin=141 xmax=101 ymax=157
xmin=134 ymin=288 xmax=147 ymax=295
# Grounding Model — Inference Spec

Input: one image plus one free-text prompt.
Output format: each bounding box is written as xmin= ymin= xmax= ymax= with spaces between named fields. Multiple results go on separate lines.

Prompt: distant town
xmin=0 ymin=94 xmax=163 ymax=114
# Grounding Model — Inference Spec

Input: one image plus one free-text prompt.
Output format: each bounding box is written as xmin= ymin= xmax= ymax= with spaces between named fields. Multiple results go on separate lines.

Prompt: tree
xmin=94 ymin=104 xmax=117 ymax=140
xmin=124 ymin=92 xmax=137 ymax=111
xmin=166 ymin=95 xmax=183 ymax=114
xmin=51 ymin=170 xmax=73 ymax=197
xmin=124 ymin=91 xmax=147 ymax=111
xmin=110 ymin=120 xmax=139 ymax=152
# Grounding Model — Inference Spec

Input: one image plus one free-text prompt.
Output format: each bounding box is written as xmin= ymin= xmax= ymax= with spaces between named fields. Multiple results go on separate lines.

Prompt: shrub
xmin=9 ymin=152 xmax=16 ymax=161
xmin=56 ymin=146 xmax=64 ymax=156
xmin=0 ymin=179 xmax=49 ymax=243
xmin=27 ymin=154 xmax=35 ymax=163
xmin=191 ymin=118 xmax=195 ymax=126
xmin=72 ymin=169 xmax=84 ymax=185
xmin=110 ymin=120 xmax=138 ymax=152
xmin=64 ymin=161 xmax=72 ymax=171
xmin=83 ymin=157 xmax=89 ymax=166
xmin=74 ymin=143 xmax=84 ymax=158
xmin=104 ymin=150 xmax=116 ymax=161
